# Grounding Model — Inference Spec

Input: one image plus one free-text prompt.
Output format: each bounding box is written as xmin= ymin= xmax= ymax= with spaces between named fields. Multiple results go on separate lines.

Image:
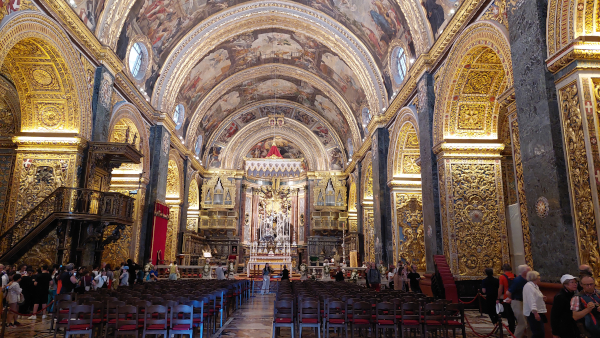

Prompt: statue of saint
xmin=333 ymin=248 xmax=340 ymax=265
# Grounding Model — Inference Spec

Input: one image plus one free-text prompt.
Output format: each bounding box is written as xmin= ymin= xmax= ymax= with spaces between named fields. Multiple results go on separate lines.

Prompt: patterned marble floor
xmin=1 ymin=295 xmax=504 ymax=338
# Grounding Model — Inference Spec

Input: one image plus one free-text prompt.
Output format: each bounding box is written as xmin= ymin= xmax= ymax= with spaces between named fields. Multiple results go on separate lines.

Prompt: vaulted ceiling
xmin=71 ymin=0 xmax=460 ymax=170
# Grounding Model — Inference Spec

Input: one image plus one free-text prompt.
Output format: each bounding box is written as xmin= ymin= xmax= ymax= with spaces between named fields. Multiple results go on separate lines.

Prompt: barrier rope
xmin=458 ymin=292 xmax=482 ymax=304
xmin=464 ymin=314 xmax=499 ymax=338
xmin=6 ymin=300 xmax=54 ymax=316
xmin=501 ymin=323 xmax=518 ymax=338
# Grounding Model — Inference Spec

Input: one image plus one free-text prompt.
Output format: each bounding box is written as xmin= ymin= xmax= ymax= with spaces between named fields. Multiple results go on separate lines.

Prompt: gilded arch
xmin=0 ymin=12 xmax=92 ymax=139
xmin=0 ymin=75 xmax=20 ymax=138
xmin=108 ymin=102 xmax=151 ymax=180
xmin=152 ymin=2 xmax=387 ymax=115
xmin=361 ymin=153 xmax=373 ymax=203
xmin=185 ymin=64 xmax=362 ymax=151
xmin=432 ymin=21 xmax=514 ymax=147
xmin=387 ymin=106 xmax=420 ymax=180
xmin=166 ymin=153 xmax=184 ymax=200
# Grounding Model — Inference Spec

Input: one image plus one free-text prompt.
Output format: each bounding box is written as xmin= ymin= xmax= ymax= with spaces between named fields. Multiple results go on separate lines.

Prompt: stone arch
xmin=388 ymin=106 xmax=420 ymax=180
xmin=432 ymin=21 xmax=513 ymax=147
xmin=0 ymin=12 xmax=92 ymax=139
xmin=108 ymin=102 xmax=151 ymax=180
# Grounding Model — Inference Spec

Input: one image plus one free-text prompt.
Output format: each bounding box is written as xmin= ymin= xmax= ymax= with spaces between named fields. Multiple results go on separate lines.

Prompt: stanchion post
xmin=498 ymin=316 xmax=504 ymax=338
xmin=1 ymin=303 xmax=7 ymax=337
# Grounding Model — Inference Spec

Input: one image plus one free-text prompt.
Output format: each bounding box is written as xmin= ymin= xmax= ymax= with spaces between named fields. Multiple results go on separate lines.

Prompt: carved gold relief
xmin=348 ymin=182 xmax=357 ymax=212
xmin=559 ymin=82 xmax=600 ymax=283
xmin=440 ymin=159 xmax=509 ymax=278
xmin=102 ymin=223 xmax=133 ymax=269
xmin=457 ymin=103 xmax=487 ymax=130
xmin=364 ymin=209 xmax=375 ymax=263
xmin=17 ymin=228 xmax=58 ymax=268
xmin=313 ymin=173 xmax=347 ymax=211
xmin=396 ymin=193 xmax=425 ymax=270
xmin=166 ymin=160 xmax=180 ymax=198
xmin=508 ymin=114 xmax=533 ymax=267
xmin=164 ymin=206 xmax=180 ymax=263
xmin=463 ymin=71 xmax=496 ymax=95
xmin=188 ymin=180 xmax=200 ymax=210
xmin=402 ymin=155 xmax=421 ymax=174
xmin=365 ymin=164 xmax=373 ymax=199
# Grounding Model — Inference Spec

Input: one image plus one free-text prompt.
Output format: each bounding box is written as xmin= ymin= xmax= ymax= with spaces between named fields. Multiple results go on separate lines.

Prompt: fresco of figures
xmin=115 ymin=0 xmax=457 ymax=101
xmin=176 ymin=29 xmax=367 ymax=122
xmin=246 ymin=137 xmax=308 ymax=170
xmin=197 ymin=75 xmax=353 ymax=148
xmin=65 ymin=0 xmax=106 ymax=31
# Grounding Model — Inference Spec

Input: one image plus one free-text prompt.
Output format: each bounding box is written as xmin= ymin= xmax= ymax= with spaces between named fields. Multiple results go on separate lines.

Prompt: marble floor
xmin=1 ymin=294 xmax=504 ymax=338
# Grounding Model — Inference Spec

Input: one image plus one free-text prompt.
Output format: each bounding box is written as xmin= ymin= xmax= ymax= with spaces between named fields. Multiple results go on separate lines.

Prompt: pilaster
xmin=91 ymin=66 xmax=114 ymax=142
xmin=371 ymin=128 xmax=392 ymax=265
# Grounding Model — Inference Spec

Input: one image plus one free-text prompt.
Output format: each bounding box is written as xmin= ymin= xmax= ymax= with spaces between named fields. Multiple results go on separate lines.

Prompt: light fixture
xmin=349 ymin=158 xmax=352 ymax=162
xmin=449 ymin=9 xmax=455 ymax=14
xmin=410 ymin=58 xmax=415 ymax=64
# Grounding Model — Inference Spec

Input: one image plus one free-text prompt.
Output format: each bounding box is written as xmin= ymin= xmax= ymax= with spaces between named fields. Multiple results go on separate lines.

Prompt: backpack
xmin=501 ymin=274 xmax=514 ymax=289
xmin=580 ymin=293 xmax=600 ymax=336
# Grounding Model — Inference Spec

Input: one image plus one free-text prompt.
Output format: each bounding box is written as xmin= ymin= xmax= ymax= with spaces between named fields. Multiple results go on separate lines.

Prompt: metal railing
xmin=0 ymin=187 xmax=134 ymax=257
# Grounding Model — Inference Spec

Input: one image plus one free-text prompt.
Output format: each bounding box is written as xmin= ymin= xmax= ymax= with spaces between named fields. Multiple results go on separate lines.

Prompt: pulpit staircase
xmin=0 ymin=187 xmax=135 ymax=264
xmin=0 ymin=142 xmax=142 ymax=265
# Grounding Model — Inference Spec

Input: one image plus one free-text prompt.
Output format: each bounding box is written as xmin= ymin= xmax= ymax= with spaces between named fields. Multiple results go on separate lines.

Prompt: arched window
xmin=173 ymin=104 xmax=184 ymax=130
xmin=128 ymin=42 xmax=146 ymax=80
xmin=395 ymin=47 xmax=408 ymax=85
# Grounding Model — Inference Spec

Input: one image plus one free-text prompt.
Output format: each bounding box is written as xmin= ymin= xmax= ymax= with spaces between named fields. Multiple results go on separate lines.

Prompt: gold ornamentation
xmin=535 ymin=197 xmax=549 ymax=218
xmin=508 ymin=113 xmax=533 ymax=267
xmin=313 ymin=173 xmax=347 ymax=211
xmin=164 ymin=206 xmax=180 ymax=263
xmin=188 ymin=180 xmax=200 ymax=210
xmin=396 ymin=193 xmax=425 ymax=270
xmin=102 ymin=223 xmax=133 ymax=269
xmin=440 ymin=159 xmax=509 ymax=278
xmin=402 ymin=155 xmax=421 ymax=174
xmin=201 ymin=173 xmax=237 ymax=209
xmin=40 ymin=103 xmax=63 ymax=127
xmin=457 ymin=103 xmax=487 ymax=130
xmin=18 ymin=228 xmax=58 ymax=268
xmin=348 ymin=182 xmax=357 ymax=212
xmin=166 ymin=160 xmax=180 ymax=198
xmin=463 ymin=71 xmax=496 ymax=95
xmin=559 ymin=82 xmax=600 ymax=283
xmin=365 ymin=163 xmax=373 ymax=199
xmin=31 ymin=69 xmax=54 ymax=86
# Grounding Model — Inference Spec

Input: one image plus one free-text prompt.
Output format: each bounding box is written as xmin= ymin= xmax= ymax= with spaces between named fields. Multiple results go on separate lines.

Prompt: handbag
xmin=17 ymin=293 xmax=24 ymax=304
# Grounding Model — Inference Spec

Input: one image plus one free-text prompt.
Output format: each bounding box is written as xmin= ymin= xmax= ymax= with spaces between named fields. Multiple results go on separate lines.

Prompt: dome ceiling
xmin=66 ymin=0 xmax=462 ymax=168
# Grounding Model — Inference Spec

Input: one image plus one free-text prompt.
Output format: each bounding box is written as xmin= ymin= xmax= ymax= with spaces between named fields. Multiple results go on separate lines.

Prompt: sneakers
xmin=42 ymin=315 xmax=47 ymax=319
xmin=27 ymin=315 xmax=36 ymax=320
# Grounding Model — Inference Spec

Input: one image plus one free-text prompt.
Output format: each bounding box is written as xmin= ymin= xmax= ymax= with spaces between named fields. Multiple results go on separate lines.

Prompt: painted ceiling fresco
xmin=113 ymin=0 xmax=440 ymax=95
xmin=66 ymin=0 xmax=106 ymax=32
xmin=197 ymin=75 xmax=354 ymax=149
xmin=176 ymin=29 xmax=368 ymax=121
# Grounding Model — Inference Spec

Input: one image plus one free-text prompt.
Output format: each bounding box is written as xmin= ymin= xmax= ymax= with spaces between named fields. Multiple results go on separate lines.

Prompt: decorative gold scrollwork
xmin=396 ymin=194 xmax=425 ymax=270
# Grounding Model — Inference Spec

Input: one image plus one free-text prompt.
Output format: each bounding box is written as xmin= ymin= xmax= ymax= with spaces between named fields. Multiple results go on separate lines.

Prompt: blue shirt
xmin=508 ymin=275 xmax=527 ymax=301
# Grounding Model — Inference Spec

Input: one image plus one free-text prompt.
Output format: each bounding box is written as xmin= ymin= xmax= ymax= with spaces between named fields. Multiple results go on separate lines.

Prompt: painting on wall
xmin=329 ymin=147 xmax=343 ymax=170
xmin=176 ymin=28 xmax=368 ymax=124
xmin=421 ymin=0 xmax=459 ymax=37
xmin=207 ymin=146 xmax=223 ymax=169
xmin=65 ymin=0 xmax=106 ymax=31
xmin=246 ymin=137 xmax=308 ymax=169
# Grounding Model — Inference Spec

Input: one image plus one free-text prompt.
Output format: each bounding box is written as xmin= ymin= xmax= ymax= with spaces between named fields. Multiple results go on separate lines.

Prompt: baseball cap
xmin=560 ymin=274 xmax=577 ymax=284
xmin=123 ymin=266 xmax=129 ymax=270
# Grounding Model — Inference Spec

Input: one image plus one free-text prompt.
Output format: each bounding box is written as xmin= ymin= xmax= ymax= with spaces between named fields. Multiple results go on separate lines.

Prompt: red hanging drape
xmin=151 ymin=201 xmax=170 ymax=265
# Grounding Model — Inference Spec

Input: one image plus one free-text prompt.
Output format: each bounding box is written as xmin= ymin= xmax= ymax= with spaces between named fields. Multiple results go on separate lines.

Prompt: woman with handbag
xmin=6 ymin=274 xmax=23 ymax=328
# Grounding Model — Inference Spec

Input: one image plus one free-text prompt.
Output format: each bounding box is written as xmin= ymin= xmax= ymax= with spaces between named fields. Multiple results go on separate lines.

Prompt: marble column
xmin=179 ymin=157 xmax=191 ymax=233
xmin=416 ymin=72 xmax=443 ymax=272
xmin=371 ymin=128 xmax=392 ymax=265
xmin=140 ymin=125 xmax=171 ymax=262
xmin=506 ymin=0 xmax=578 ymax=279
xmin=91 ymin=65 xmax=114 ymax=142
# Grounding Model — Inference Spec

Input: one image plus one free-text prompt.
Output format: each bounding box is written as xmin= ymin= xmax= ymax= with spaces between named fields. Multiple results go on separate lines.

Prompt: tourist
xmin=18 ymin=265 xmax=27 ymax=276
xmin=120 ymin=266 xmax=129 ymax=286
xmin=112 ymin=264 xmax=121 ymax=290
xmin=59 ymin=264 xmax=77 ymax=294
xmin=507 ymin=264 xmax=531 ymax=338
xmin=577 ymin=265 xmax=595 ymax=292
xmin=571 ymin=275 xmax=600 ymax=335
xmin=407 ymin=264 xmax=421 ymax=293
xmin=6 ymin=274 xmax=23 ymax=328
xmin=0 ymin=264 xmax=7 ymax=314
xmin=481 ymin=267 xmax=499 ymax=325
xmin=281 ymin=265 xmax=290 ymax=281
xmin=168 ymin=260 xmax=179 ymax=280
xmin=19 ymin=267 xmax=34 ymax=314
xmin=334 ymin=267 xmax=344 ymax=282
xmin=104 ymin=264 xmax=114 ymax=289
xmin=29 ymin=265 xmax=51 ymax=319
xmin=261 ymin=263 xmax=272 ymax=295
xmin=127 ymin=259 xmax=140 ymax=285
xmin=216 ymin=262 xmax=226 ymax=280
xmin=387 ymin=265 xmax=395 ymax=290
xmin=551 ymin=274 xmax=579 ymax=337
xmin=523 ymin=270 xmax=547 ymax=338
xmin=364 ymin=262 xmax=371 ymax=288
xmin=367 ymin=262 xmax=381 ymax=291
xmin=93 ymin=270 xmax=107 ymax=289
xmin=393 ymin=262 xmax=402 ymax=290
xmin=497 ymin=263 xmax=516 ymax=333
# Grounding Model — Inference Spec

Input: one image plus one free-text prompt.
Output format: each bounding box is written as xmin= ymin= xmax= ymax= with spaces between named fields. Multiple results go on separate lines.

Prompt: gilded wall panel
xmin=102 ymin=223 xmax=132 ymax=268
xmin=363 ymin=209 xmax=374 ymax=263
xmin=508 ymin=113 xmax=533 ymax=267
xmin=0 ymin=154 xmax=15 ymax=225
xmin=6 ymin=153 xmax=78 ymax=228
xmin=164 ymin=206 xmax=180 ymax=263
xmin=440 ymin=159 xmax=509 ymax=278
xmin=17 ymin=227 xmax=58 ymax=267
xmin=559 ymin=82 xmax=600 ymax=281
xmin=396 ymin=193 xmax=425 ymax=270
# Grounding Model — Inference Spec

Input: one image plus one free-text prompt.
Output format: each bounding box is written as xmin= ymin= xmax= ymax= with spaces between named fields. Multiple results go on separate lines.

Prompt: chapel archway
xmin=165 ymin=155 xmax=183 ymax=263
xmin=361 ymin=154 xmax=374 ymax=263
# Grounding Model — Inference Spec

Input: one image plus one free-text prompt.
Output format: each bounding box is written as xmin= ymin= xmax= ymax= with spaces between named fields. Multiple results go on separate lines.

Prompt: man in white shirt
xmin=216 ymin=263 xmax=226 ymax=280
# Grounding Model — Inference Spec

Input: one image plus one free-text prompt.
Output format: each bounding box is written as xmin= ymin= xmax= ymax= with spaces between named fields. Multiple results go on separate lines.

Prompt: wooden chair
xmin=170 ymin=304 xmax=194 ymax=338
xmin=87 ymin=300 xmax=104 ymax=336
xmin=115 ymin=304 xmax=140 ymax=337
xmin=445 ymin=303 xmax=466 ymax=338
xmin=423 ymin=303 xmax=445 ymax=337
xmin=349 ymin=301 xmax=371 ymax=338
xmin=50 ymin=293 xmax=72 ymax=330
xmin=141 ymin=305 xmax=168 ymax=338
xmin=186 ymin=300 xmax=205 ymax=338
xmin=64 ymin=304 xmax=94 ymax=338
xmin=298 ymin=300 xmax=320 ymax=338
xmin=53 ymin=301 xmax=75 ymax=338
xmin=326 ymin=300 xmax=347 ymax=338
xmin=400 ymin=302 xmax=421 ymax=338
xmin=273 ymin=299 xmax=295 ymax=338
xmin=375 ymin=302 xmax=396 ymax=338
xmin=104 ymin=300 xmax=125 ymax=338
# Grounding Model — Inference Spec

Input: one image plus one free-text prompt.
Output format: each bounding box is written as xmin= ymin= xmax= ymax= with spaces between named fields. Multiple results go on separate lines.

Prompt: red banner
xmin=151 ymin=201 xmax=170 ymax=265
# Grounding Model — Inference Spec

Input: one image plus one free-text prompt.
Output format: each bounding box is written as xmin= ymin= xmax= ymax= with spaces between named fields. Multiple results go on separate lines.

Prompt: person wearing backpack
xmin=572 ymin=275 xmax=600 ymax=336
xmin=497 ymin=264 xmax=517 ymax=333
